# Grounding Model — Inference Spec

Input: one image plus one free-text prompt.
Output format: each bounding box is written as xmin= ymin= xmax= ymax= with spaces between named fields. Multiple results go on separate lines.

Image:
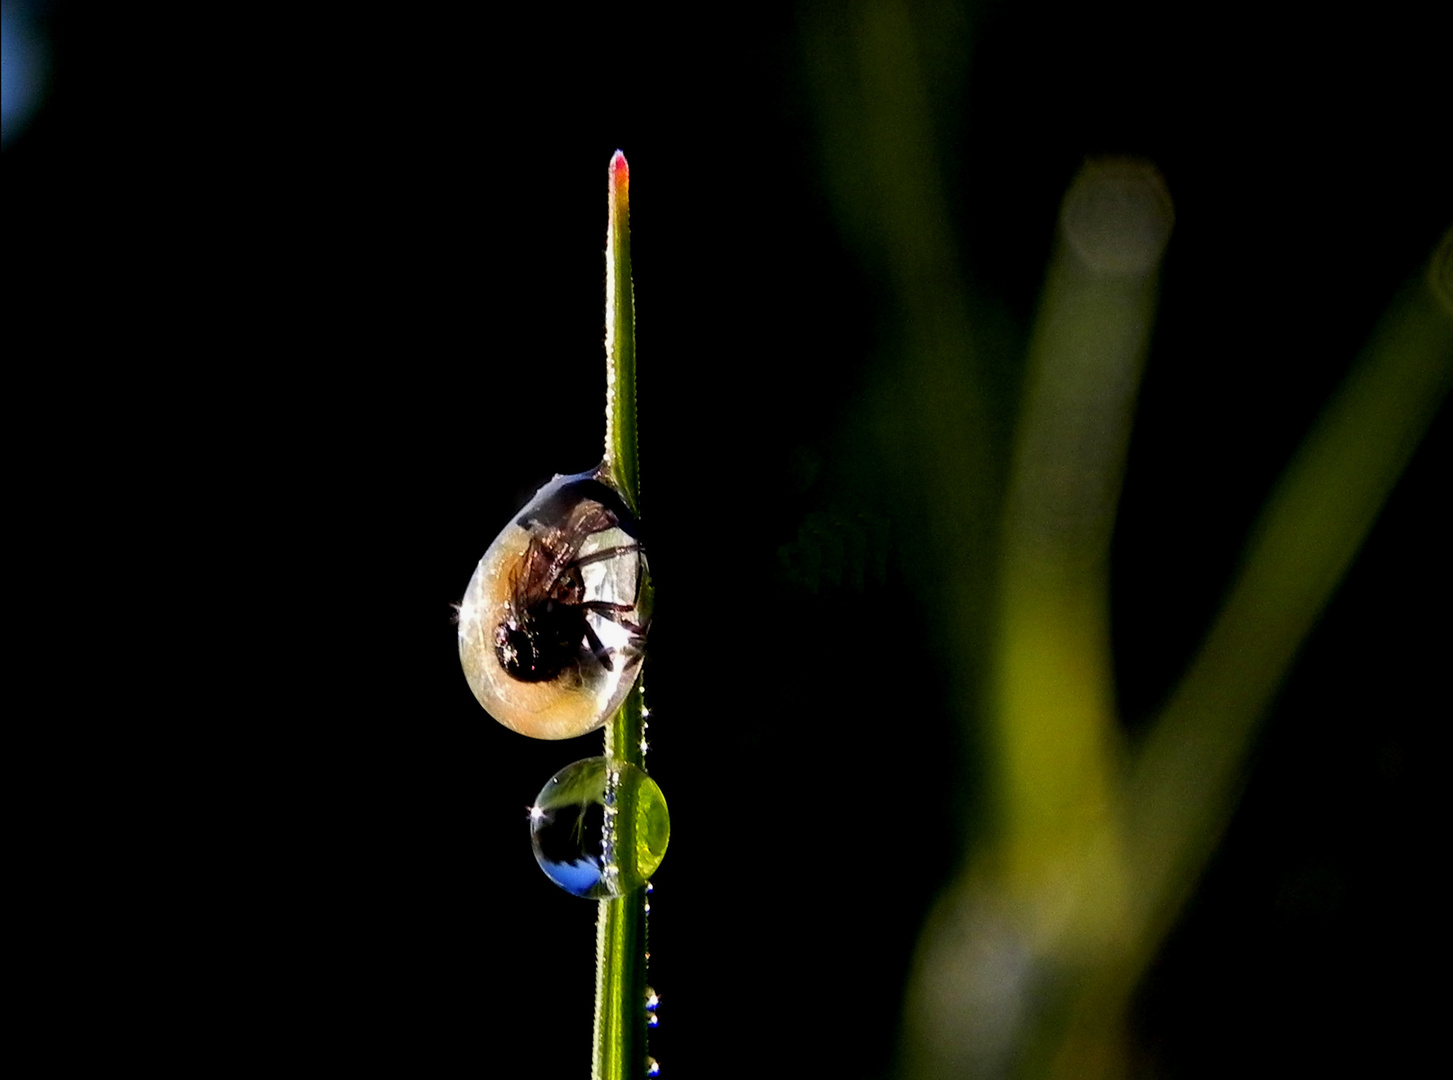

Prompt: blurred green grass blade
xmin=1127 ymin=228 xmax=1453 ymax=953
xmin=995 ymin=161 xmax=1173 ymax=898
xmin=802 ymin=0 xmax=997 ymax=733
xmin=900 ymin=159 xmax=1175 ymax=1080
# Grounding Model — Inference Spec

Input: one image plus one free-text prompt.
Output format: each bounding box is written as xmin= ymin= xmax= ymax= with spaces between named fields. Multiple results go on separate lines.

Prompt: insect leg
xmin=580 ymin=619 xmax=615 ymax=672
xmin=568 ymin=543 xmax=641 ymax=570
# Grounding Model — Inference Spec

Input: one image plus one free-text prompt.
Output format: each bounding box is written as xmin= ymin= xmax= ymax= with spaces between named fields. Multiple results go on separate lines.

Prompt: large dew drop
xmin=458 ymin=468 xmax=651 ymax=739
xmin=529 ymin=757 xmax=670 ymax=899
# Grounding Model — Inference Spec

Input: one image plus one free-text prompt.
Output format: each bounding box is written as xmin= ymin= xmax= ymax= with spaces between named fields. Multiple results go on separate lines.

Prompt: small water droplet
xmin=645 ymin=987 xmax=660 ymax=1011
xmin=645 ymin=1057 xmax=660 ymax=1077
xmin=458 ymin=468 xmax=652 ymax=739
xmin=647 ymin=1012 xmax=659 ymax=1028
xmin=529 ymin=757 xmax=670 ymax=898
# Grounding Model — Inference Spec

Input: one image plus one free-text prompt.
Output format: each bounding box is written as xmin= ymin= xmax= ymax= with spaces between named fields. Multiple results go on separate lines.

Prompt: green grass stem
xmin=593 ymin=149 xmax=650 ymax=1080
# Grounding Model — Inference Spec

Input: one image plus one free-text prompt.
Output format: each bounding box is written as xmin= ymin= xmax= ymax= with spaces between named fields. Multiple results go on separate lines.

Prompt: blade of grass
xmin=994 ymin=160 xmax=1172 ymax=916
xmin=1125 ymin=229 xmax=1453 ymax=957
xmin=603 ymin=150 xmax=639 ymax=509
xmin=1044 ymin=228 xmax=1453 ymax=1079
xmin=899 ymin=160 xmax=1175 ymax=1080
xmin=593 ymin=149 xmax=650 ymax=1080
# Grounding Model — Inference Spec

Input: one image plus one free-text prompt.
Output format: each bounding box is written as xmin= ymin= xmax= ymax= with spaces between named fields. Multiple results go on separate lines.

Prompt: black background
xmin=9 ymin=2 xmax=1446 ymax=1076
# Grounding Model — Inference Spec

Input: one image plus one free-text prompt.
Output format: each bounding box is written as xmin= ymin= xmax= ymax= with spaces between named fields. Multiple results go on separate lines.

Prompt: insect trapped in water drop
xmin=458 ymin=467 xmax=651 ymax=739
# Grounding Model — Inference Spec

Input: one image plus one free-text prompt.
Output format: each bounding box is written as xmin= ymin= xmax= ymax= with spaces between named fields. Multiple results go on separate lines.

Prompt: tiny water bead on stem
xmin=457 ymin=466 xmax=652 ymax=739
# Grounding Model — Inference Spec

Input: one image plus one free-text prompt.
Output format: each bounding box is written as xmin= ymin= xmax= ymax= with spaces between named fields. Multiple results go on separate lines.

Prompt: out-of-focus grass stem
xmin=995 ymin=162 xmax=1174 ymax=932
xmin=1127 ymin=227 xmax=1453 ymax=957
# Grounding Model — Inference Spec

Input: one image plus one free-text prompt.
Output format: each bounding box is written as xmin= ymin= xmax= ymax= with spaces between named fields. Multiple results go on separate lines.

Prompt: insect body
xmin=459 ymin=470 xmax=650 ymax=739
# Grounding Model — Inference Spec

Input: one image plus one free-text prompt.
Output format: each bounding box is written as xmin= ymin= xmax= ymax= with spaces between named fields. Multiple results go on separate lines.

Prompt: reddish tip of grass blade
xmin=611 ymin=149 xmax=629 ymax=191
